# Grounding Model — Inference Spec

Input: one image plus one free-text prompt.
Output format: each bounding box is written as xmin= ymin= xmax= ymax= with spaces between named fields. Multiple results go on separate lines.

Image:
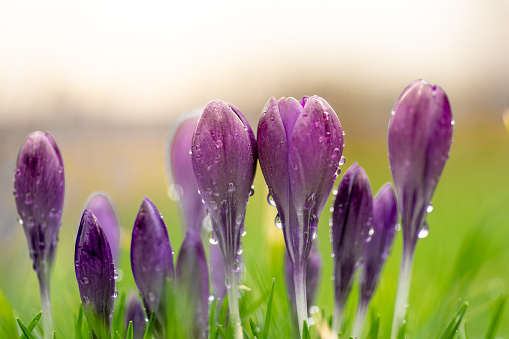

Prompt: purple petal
xmin=176 ymin=229 xmax=210 ymax=339
xmin=75 ymin=210 xmax=115 ymax=333
xmin=130 ymin=198 xmax=174 ymax=320
xmin=125 ymin=293 xmax=146 ymax=339
xmin=85 ymin=193 xmax=121 ymax=263
xmin=14 ymin=131 xmax=65 ymax=273
xmin=209 ymin=242 xmax=227 ymax=299
xmin=167 ymin=112 xmax=208 ymax=233
xmin=388 ymin=79 xmax=453 ymax=250
xmin=360 ymin=183 xmax=397 ymax=304
xmin=332 ymin=163 xmax=373 ymax=307
xmin=191 ymin=100 xmax=257 ymax=268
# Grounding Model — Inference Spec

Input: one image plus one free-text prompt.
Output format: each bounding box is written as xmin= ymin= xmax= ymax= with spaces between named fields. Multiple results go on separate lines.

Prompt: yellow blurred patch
xmin=503 ymin=109 xmax=509 ymax=133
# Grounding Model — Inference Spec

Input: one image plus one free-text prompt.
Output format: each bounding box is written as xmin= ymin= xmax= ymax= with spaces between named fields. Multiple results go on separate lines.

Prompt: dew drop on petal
xmin=426 ymin=204 xmax=434 ymax=213
xmin=208 ymin=231 xmax=218 ymax=245
xmin=267 ymin=193 xmax=276 ymax=207
xmin=228 ymin=183 xmax=236 ymax=193
xmin=331 ymin=148 xmax=340 ymax=158
xmin=113 ymin=290 xmax=118 ymax=298
xmin=242 ymin=229 xmax=247 ymax=237
xmin=82 ymin=296 xmax=90 ymax=304
xmin=311 ymin=228 xmax=318 ymax=240
xmin=395 ymin=223 xmax=401 ymax=231
xmin=249 ymin=187 xmax=255 ymax=196
xmin=17 ymin=217 xmax=23 ymax=225
xmin=237 ymin=244 xmax=243 ymax=255
xmin=82 ymin=277 xmax=89 ymax=285
xmin=418 ymin=222 xmax=429 ymax=239
xmin=368 ymin=227 xmax=374 ymax=236
xmin=451 ymin=120 xmax=456 ymax=126
xmin=274 ymin=214 xmax=282 ymax=229
xmin=339 ymin=156 xmax=346 ymax=166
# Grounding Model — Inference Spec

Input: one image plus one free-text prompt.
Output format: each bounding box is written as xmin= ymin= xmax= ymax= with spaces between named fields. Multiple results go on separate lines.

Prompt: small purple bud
xmin=388 ymin=79 xmax=453 ymax=253
xmin=331 ymin=163 xmax=372 ymax=320
xmin=167 ymin=112 xmax=208 ymax=233
xmin=125 ymin=293 xmax=146 ymax=339
xmin=285 ymin=241 xmax=322 ymax=310
xmin=14 ymin=131 xmax=65 ymax=275
xmin=191 ymin=100 xmax=256 ymax=272
xmin=75 ymin=210 xmax=115 ymax=337
xmin=176 ymin=229 xmax=210 ymax=339
xmin=359 ymin=183 xmax=397 ymax=306
xmin=85 ymin=192 xmax=121 ymax=263
xmin=131 ymin=198 xmax=174 ymax=337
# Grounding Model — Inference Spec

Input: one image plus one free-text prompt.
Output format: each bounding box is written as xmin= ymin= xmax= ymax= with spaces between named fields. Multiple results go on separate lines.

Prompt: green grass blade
xmin=302 ymin=320 xmax=310 ymax=339
xmin=367 ymin=313 xmax=380 ymax=339
xmin=397 ymin=322 xmax=407 ymax=339
xmin=438 ymin=302 xmax=468 ymax=339
xmin=112 ymin=291 xmax=126 ymax=334
xmin=18 ymin=311 xmax=42 ymax=339
xmin=0 ymin=289 xmax=18 ymax=338
xmin=219 ymin=295 xmax=229 ymax=329
xmin=209 ymin=298 xmax=220 ymax=339
xmin=143 ymin=312 xmax=155 ymax=339
xmin=126 ymin=321 xmax=133 ymax=339
xmin=485 ymin=294 xmax=507 ymax=339
xmin=249 ymin=317 xmax=262 ymax=339
xmin=262 ymin=279 xmax=275 ymax=339
xmin=16 ymin=318 xmax=36 ymax=339
xmin=74 ymin=305 xmax=84 ymax=339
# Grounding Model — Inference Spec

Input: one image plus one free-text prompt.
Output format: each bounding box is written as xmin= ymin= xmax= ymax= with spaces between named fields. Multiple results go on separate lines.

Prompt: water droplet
xmin=167 ymin=184 xmax=183 ymax=201
xmin=395 ymin=223 xmax=401 ymax=231
xmin=148 ymin=292 xmax=156 ymax=302
xmin=188 ymin=150 xmax=192 ymax=155
xmin=368 ymin=227 xmax=374 ymax=236
xmin=17 ymin=217 xmax=23 ymax=225
xmin=237 ymin=244 xmax=243 ymax=255
xmin=330 ymin=253 xmax=335 ymax=258
xmin=228 ymin=183 xmax=236 ymax=193
xmin=82 ymin=277 xmax=89 ymax=285
xmin=249 ymin=187 xmax=255 ymax=196
xmin=24 ymin=193 xmax=32 ymax=205
xmin=208 ymin=231 xmax=218 ymax=245
xmin=293 ymin=164 xmax=299 ymax=171
xmin=113 ymin=290 xmax=118 ymax=298
xmin=426 ymin=204 xmax=434 ymax=213
xmin=331 ymin=148 xmax=340 ymax=158
xmin=214 ymin=156 xmax=220 ymax=163
xmin=242 ymin=229 xmax=247 ymax=237
xmin=311 ymin=228 xmax=318 ymax=240
xmin=418 ymin=222 xmax=429 ymax=239
xmin=391 ymin=110 xmax=395 ymax=116
xmin=338 ymin=156 xmax=346 ymax=166
xmin=329 ymin=206 xmax=334 ymax=213
xmin=215 ymin=139 xmax=223 ymax=148
xmin=451 ymin=120 xmax=456 ymax=126
xmin=274 ymin=214 xmax=282 ymax=229
xmin=82 ymin=296 xmax=90 ymax=304
xmin=235 ymin=214 xmax=243 ymax=225
xmin=332 ymin=189 xmax=338 ymax=196
xmin=209 ymin=200 xmax=218 ymax=210
xmin=267 ymin=193 xmax=276 ymax=206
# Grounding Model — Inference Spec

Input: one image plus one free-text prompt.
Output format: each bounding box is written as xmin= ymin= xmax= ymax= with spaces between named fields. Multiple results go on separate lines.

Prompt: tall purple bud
xmin=167 ymin=112 xmax=208 ymax=233
xmin=131 ymin=198 xmax=174 ymax=339
xmin=176 ymin=229 xmax=210 ymax=339
xmin=352 ymin=183 xmax=397 ymax=337
xmin=13 ymin=131 xmax=64 ymax=339
xmin=258 ymin=96 xmax=343 ymax=336
xmin=331 ymin=163 xmax=372 ymax=334
xmin=388 ymin=80 xmax=453 ymax=338
xmin=191 ymin=100 xmax=257 ymax=338
xmin=85 ymin=192 xmax=121 ymax=263
xmin=75 ymin=210 xmax=116 ymax=339
xmin=125 ymin=293 xmax=146 ymax=339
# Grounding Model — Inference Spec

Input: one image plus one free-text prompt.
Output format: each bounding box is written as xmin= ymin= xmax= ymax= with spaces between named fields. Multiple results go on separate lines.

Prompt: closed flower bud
xmin=125 ymin=293 xmax=146 ymax=339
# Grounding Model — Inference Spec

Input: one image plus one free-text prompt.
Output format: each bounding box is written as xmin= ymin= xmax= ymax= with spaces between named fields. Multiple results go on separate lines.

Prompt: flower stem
xmin=225 ymin=266 xmax=243 ymax=339
xmin=37 ymin=269 xmax=54 ymax=339
xmin=293 ymin=266 xmax=308 ymax=338
xmin=390 ymin=249 xmax=415 ymax=339
xmin=352 ymin=300 xmax=368 ymax=338
xmin=331 ymin=296 xmax=346 ymax=336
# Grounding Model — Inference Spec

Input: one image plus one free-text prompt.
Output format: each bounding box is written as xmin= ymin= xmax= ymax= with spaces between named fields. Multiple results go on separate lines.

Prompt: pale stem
xmin=37 ymin=270 xmax=54 ymax=339
xmin=225 ymin=266 xmax=243 ymax=339
xmin=390 ymin=250 xmax=415 ymax=339
xmin=352 ymin=300 xmax=368 ymax=338
xmin=332 ymin=296 xmax=346 ymax=336
xmin=293 ymin=265 xmax=308 ymax=338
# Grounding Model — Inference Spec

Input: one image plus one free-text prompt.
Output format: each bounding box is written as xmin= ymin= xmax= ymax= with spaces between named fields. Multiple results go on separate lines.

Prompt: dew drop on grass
xmin=395 ymin=223 xmax=401 ymax=231
xmin=426 ymin=204 xmax=434 ymax=213
xmin=274 ymin=214 xmax=282 ymax=229
xmin=267 ymin=193 xmax=276 ymax=206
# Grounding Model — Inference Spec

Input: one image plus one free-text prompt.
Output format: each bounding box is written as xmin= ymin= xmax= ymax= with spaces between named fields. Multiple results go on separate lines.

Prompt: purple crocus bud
xmin=388 ymin=79 xmax=453 ymax=253
xmin=257 ymin=96 xmax=343 ymax=333
xmin=352 ymin=183 xmax=397 ymax=336
xmin=125 ymin=293 xmax=146 ymax=339
xmin=331 ymin=163 xmax=372 ymax=334
xmin=13 ymin=131 xmax=64 ymax=338
xmin=85 ymin=192 xmax=121 ymax=263
xmin=176 ymin=229 xmax=210 ymax=339
xmin=167 ymin=112 xmax=208 ymax=233
xmin=191 ymin=100 xmax=256 ymax=337
xmin=75 ymin=210 xmax=115 ymax=338
xmin=388 ymin=80 xmax=453 ymax=338
xmin=131 ymin=198 xmax=174 ymax=338
xmin=285 ymin=241 xmax=322 ymax=312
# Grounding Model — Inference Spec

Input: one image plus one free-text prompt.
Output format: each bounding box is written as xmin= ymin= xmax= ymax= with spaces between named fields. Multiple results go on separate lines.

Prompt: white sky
xmin=0 ymin=0 xmax=508 ymax=125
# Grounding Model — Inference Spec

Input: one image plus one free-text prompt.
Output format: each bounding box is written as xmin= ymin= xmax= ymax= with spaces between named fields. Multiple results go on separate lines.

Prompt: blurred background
xmin=1 ymin=0 xmax=509 ymax=337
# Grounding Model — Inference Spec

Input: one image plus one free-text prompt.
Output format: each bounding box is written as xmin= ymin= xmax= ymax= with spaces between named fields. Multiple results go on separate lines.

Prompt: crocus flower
xmin=13 ymin=131 xmax=64 ymax=339
xmin=352 ymin=183 xmax=397 ymax=337
xmin=285 ymin=241 xmax=322 ymax=320
xmin=388 ymin=80 xmax=453 ymax=338
xmin=85 ymin=192 xmax=121 ymax=263
xmin=125 ymin=293 xmax=146 ymax=339
xmin=75 ymin=210 xmax=115 ymax=338
xmin=257 ymin=95 xmax=343 ymax=334
xmin=131 ymin=198 xmax=174 ymax=338
xmin=167 ymin=111 xmax=208 ymax=233
xmin=331 ymin=163 xmax=372 ymax=334
xmin=191 ymin=100 xmax=257 ymax=338
xmin=176 ymin=229 xmax=210 ymax=339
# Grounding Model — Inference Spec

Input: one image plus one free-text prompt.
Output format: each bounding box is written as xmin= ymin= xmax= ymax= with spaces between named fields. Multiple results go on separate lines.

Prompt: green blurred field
xmin=1 ymin=115 xmax=508 ymax=338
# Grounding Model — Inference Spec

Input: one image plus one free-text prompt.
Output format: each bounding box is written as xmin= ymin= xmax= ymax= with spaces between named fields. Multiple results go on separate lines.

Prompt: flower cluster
xmin=12 ymin=79 xmax=453 ymax=339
